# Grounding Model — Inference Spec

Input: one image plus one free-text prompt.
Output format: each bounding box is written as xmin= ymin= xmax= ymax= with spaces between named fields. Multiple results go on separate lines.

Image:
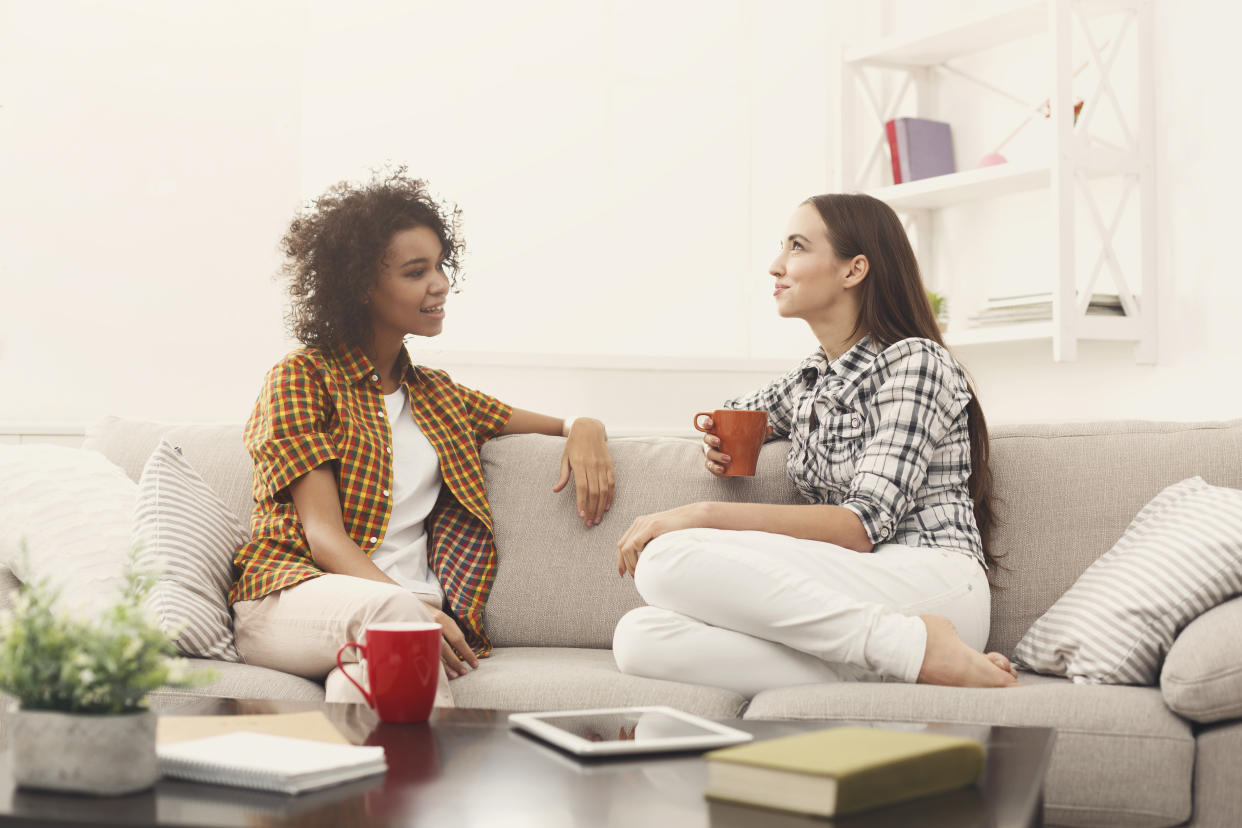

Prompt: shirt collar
xmin=800 ymin=334 xmax=877 ymax=384
xmin=332 ymin=343 xmax=422 ymax=387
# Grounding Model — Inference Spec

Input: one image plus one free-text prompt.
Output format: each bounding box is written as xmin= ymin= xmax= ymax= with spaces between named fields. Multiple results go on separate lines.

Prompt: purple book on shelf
xmin=893 ymin=118 xmax=956 ymax=182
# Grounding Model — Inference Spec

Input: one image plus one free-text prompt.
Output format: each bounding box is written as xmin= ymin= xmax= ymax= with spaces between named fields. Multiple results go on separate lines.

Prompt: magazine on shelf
xmin=966 ymin=292 xmax=1129 ymax=326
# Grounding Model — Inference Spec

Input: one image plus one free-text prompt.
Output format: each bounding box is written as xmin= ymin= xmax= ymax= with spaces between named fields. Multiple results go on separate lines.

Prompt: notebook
xmin=157 ymin=730 xmax=387 ymax=795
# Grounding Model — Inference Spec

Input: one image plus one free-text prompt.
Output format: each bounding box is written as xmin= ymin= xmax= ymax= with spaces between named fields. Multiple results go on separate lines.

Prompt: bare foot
xmin=917 ymin=615 xmax=1019 ymax=688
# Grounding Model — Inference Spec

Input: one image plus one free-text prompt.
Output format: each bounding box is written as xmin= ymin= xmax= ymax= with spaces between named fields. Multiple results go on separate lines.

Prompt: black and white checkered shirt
xmin=725 ymin=335 xmax=985 ymax=567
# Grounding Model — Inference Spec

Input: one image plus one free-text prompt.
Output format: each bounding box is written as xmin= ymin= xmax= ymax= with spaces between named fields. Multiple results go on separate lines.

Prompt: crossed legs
xmin=613 ymin=528 xmax=1015 ymax=697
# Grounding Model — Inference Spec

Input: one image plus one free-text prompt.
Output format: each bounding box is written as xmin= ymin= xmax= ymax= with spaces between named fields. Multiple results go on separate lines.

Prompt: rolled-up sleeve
xmin=724 ymin=367 xmax=802 ymax=440
xmin=456 ymin=382 xmax=513 ymax=444
xmin=841 ymin=344 xmax=971 ymax=545
xmin=245 ymin=358 xmax=338 ymax=502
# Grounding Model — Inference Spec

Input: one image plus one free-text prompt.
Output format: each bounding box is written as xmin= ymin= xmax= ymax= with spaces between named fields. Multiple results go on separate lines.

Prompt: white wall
xmin=3 ymin=0 xmax=1241 ymax=436
xmin=1 ymin=0 xmax=306 ymax=425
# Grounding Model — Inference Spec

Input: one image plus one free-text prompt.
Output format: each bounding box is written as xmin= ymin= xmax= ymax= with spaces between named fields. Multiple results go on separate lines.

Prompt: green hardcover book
xmin=703 ymin=727 xmax=984 ymax=818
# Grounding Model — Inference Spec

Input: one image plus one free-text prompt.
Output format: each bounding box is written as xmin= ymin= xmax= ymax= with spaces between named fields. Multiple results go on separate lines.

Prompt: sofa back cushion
xmin=82 ymin=416 xmax=1242 ymax=658
xmin=82 ymin=416 xmax=255 ymax=530
xmin=483 ymin=434 xmax=803 ymax=648
xmin=985 ymin=420 xmax=1242 ymax=656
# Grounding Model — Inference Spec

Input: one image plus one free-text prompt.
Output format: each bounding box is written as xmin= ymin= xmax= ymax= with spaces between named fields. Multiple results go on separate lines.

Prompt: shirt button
xmin=382 ymin=489 xmax=390 ymax=497
xmin=385 ymin=446 xmax=392 ymax=454
xmin=370 ymin=373 xmax=379 ymax=382
xmin=369 ymin=536 xmax=378 ymax=544
xmin=851 ymin=415 xmax=861 ymax=428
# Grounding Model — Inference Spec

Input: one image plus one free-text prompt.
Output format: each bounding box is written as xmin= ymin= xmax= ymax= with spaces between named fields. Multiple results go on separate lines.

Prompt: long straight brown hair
xmin=805 ymin=193 xmax=997 ymax=567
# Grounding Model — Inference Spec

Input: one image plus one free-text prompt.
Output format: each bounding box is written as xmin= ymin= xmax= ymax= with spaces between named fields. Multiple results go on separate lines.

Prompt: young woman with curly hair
xmin=612 ymin=194 xmax=1018 ymax=696
xmin=230 ymin=168 xmax=614 ymax=706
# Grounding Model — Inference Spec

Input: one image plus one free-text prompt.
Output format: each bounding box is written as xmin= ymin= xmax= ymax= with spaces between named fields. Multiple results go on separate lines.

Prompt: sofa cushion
xmin=133 ymin=441 xmax=246 ymax=662
xmin=985 ymin=419 xmax=1242 ymax=657
xmin=1160 ymin=596 xmax=1242 ymax=723
xmin=450 ymin=647 xmax=746 ymax=718
xmin=149 ymin=658 xmax=325 ymax=703
xmin=0 ymin=444 xmax=137 ymax=616
xmin=1013 ymin=476 xmax=1242 ymax=685
xmin=83 ymin=416 xmax=254 ymax=529
xmin=745 ymin=672 xmax=1194 ymax=828
xmin=482 ymin=434 xmax=803 ymax=649
xmin=1192 ymin=720 xmax=1242 ymax=828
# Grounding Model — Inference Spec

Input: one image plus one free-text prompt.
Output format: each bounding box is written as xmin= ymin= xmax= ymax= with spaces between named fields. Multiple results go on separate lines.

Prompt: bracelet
xmin=562 ymin=417 xmax=577 ymax=438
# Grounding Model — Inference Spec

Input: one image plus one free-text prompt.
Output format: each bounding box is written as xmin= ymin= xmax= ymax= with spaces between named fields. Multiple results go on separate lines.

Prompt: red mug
xmin=694 ymin=409 xmax=768 ymax=477
xmin=336 ymin=621 xmax=442 ymax=723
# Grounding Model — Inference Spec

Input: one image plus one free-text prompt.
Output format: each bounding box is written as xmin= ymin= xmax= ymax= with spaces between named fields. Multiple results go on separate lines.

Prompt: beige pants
xmin=233 ymin=574 xmax=454 ymax=708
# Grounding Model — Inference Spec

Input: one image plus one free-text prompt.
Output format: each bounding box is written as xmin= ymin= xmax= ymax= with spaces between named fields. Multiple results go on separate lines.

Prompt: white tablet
xmin=508 ymin=706 xmax=753 ymax=757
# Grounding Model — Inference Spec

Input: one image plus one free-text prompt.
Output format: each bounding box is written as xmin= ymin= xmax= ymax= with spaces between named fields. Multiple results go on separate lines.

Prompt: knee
xmin=634 ymin=529 xmax=712 ymax=605
xmin=612 ymin=606 xmax=681 ymax=680
xmin=364 ymin=585 xmax=436 ymax=627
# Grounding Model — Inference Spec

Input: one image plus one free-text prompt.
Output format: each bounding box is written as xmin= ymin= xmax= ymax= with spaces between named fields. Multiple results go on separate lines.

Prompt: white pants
xmin=612 ymin=528 xmax=990 ymax=698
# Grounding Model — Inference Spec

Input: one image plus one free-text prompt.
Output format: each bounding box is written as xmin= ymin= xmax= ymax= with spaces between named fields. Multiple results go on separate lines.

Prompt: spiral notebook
xmin=157 ymin=731 xmax=387 ymax=795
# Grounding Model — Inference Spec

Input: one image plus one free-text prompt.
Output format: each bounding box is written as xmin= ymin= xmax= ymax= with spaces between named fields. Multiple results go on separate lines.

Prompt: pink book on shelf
xmin=884 ymin=119 xmax=904 ymax=184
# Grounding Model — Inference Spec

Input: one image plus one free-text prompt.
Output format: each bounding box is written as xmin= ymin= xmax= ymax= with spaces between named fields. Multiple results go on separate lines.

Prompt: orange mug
xmin=336 ymin=621 xmax=442 ymax=723
xmin=694 ymin=409 xmax=768 ymax=477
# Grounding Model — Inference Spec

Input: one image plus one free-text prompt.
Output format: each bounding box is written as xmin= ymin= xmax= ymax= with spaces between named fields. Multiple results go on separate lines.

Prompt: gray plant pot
xmin=8 ymin=709 xmax=158 ymax=795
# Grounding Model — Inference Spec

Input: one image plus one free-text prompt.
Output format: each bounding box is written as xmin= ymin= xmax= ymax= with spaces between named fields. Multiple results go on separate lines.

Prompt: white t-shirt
xmin=370 ymin=387 xmax=445 ymax=605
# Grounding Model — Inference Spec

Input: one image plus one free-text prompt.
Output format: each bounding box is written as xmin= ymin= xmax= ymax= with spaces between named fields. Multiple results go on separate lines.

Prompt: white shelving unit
xmin=836 ymin=0 xmax=1156 ymax=362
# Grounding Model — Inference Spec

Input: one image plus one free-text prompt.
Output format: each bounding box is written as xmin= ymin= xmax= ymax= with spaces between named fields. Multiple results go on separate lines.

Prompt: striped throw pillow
xmin=132 ymin=441 xmax=246 ymax=662
xmin=1013 ymin=477 xmax=1242 ymax=685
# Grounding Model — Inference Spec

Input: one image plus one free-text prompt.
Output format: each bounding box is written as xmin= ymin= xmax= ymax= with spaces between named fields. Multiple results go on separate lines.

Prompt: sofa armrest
xmin=1160 ymin=596 xmax=1242 ymax=723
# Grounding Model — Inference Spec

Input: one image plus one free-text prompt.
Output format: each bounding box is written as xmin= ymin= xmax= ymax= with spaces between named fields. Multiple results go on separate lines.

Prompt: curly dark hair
xmin=279 ymin=165 xmax=463 ymax=350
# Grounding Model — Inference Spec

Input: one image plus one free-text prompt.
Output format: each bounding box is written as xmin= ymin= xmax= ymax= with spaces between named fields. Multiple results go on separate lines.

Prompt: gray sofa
xmin=11 ymin=416 xmax=1242 ymax=827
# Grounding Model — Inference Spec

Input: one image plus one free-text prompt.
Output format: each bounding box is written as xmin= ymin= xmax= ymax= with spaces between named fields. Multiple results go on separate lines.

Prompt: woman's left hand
xmin=554 ymin=417 xmax=614 ymax=527
xmin=616 ymin=503 xmax=709 ymax=578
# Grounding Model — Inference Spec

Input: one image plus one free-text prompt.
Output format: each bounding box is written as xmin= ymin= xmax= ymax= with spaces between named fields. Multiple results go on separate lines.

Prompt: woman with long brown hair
xmin=611 ymin=194 xmax=1017 ymax=695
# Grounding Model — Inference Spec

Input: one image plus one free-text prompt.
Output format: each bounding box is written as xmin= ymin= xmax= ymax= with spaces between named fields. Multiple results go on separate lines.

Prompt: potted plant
xmin=926 ymin=290 xmax=948 ymax=331
xmin=0 ymin=552 xmax=201 ymax=795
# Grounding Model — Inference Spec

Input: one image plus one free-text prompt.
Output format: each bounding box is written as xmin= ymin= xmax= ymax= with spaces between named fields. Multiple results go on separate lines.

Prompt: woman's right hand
xmin=431 ymin=608 xmax=479 ymax=679
xmin=699 ymin=417 xmax=732 ymax=477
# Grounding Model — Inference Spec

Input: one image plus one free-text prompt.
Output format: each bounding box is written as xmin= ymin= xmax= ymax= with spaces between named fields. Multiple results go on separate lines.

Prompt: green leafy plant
xmin=0 ymin=548 xmax=204 ymax=714
xmin=926 ymin=290 xmax=947 ymax=320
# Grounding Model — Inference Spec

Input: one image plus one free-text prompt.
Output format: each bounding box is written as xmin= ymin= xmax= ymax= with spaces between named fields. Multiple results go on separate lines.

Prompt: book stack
xmin=967 ymin=292 xmax=1128 ymax=327
xmin=704 ymin=726 xmax=984 ymax=818
xmin=885 ymin=117 xmax=956 ymax=184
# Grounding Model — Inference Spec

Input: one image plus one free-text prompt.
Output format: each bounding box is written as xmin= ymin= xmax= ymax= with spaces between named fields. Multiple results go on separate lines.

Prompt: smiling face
xmin=366 ymin=225 xmax=450 ymax=342
xmin=769 ymin=203 xmax=867 ymax=335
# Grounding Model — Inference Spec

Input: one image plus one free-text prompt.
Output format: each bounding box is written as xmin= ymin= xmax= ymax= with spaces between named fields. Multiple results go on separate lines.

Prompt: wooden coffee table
xmin=0 ymin=698 xmax=1054 ymax=827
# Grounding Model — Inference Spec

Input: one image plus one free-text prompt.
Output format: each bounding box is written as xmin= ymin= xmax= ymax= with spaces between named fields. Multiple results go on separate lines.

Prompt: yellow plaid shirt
xmin=231 ymin=344 xmax=512 ymax=654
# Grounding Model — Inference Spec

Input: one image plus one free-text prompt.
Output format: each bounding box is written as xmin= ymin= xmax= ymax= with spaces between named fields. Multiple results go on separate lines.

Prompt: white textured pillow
xmin=1013 ymin=477 xmax=1242 ymax=685
xmin=0 ymin=445 xmax=136 ymax=616
xmin=132 ymin=441 xmax=245 ymax=662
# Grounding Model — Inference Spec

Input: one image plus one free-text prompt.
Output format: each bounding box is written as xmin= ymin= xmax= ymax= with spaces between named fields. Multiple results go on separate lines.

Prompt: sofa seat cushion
xmin=744 ymin=672 xmax=1193 ymax=828
xmin=151 ymin=659 xmax=326 ymax=703
xmin=450 ymin=647 xmax=746 ymax=718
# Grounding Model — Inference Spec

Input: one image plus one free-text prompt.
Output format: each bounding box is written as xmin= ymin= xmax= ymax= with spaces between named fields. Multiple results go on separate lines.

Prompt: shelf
xmin=845 ymin=1 xmax=1049 ymax=67
xmin=945 ymin=315 xmax=1142 ymax=348
xmin=839 ymin=0 xmax=1155 ymax=363
xmin=945 ymin=321 xmax=1053 ymax=347
xmin=865 ymin=162 xmax=1049 ymax=210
